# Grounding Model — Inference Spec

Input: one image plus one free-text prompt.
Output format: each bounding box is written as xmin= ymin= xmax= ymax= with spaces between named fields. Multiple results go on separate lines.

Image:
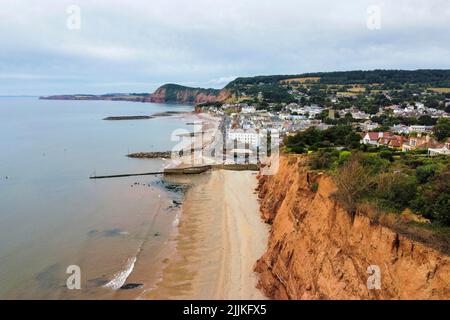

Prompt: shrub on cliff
xmin=361 ymin=154 xmax=390 ymax=173
xmin=416 ymin=163 xmax=439 ymax=184
xmin=332 ymin=153 xmax=375 ymax=215
xmin=309 ymin=148 xmax=340 ymax=170
xmin=284 ymin=145 xmax=306 ymax=154
xmin=329 ymin=150 xmax=449 ymax=228
xmin=412 ymin=165 xmax=450 ymax=226
xmin=373 ymin=172 xmax=417 ymax=212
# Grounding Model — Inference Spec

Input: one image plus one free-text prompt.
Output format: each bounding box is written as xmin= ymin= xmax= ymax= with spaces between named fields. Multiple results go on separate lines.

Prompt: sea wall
xmin=255 ymin=155 xmax=450 ymax=299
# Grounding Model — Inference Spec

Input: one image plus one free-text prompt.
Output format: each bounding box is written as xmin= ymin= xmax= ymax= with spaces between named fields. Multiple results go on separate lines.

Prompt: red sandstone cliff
xmin=255 ymin=155 xmax=450 ymax=300
xmin=147 ymin=84 xmax=232 ymax=104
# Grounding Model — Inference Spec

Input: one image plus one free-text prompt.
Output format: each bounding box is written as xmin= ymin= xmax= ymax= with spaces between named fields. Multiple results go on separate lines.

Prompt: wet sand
xmin=143 ymin=170 xmax=269 ymax=300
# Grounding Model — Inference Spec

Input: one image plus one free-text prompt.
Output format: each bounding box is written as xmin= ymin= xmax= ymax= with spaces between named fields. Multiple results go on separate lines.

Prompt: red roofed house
xmin=361 ymin=132 xmax=392 ymax=146
xmin=402 ymin=134 xmax=441 ymax=152
xmin=378 ymin=135 xmax=407 ymax=149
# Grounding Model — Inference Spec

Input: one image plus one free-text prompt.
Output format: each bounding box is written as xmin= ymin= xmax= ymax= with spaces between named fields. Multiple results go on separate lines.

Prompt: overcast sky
xmin=1 ymin=0 xmax=449 ymax=95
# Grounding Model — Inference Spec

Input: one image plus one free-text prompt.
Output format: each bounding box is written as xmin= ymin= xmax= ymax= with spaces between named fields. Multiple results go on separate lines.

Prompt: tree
xmin=413 ymin=165 xmax=450 ymax=226
xmin=425 ymin=97 xmax=440 ymax=109
xmin=374 ymin=172 xmax=417 ymax=211
xmin=433 ymin=118 xmax=450 ymax=142
xmin=416 ymin=164 xmax=439 ymax=184
xmin=332 ymin=153 xmax=375 ymax=215
xmin=344 ymin=112 xmax=354 ymax=123
xmin=417 ymin=115 xmax=437 ymax=126
xmin=309 ymin=148 xmax=339 ymax=170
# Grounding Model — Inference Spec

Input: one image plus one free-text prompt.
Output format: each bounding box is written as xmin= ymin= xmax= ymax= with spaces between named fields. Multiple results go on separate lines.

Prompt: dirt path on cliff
xmin=143 ymin=170 xmax=269 ymax=300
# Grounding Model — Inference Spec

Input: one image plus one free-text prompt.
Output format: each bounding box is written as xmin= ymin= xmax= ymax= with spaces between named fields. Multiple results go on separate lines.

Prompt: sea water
xmin=0 ymin=97 xmax=192 ymax=299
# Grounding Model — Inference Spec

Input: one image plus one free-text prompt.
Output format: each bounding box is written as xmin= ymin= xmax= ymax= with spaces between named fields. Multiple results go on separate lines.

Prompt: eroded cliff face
xmin=255 ymin=155 xmax=450 ymax=300
xmin=148 ymin=85 xmax=232 ymax=104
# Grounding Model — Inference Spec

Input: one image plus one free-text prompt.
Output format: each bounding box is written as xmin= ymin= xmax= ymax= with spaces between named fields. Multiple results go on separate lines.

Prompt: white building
xmin=409 ymin=125 xmax=433 ymax=133
xmin=360 ymin=120 xmax=380 ymax=132
xmin=279 ymin=113 xmax=306 ymax=121
xmin=228 ymin=129 xmax=261 ymax=146
xmin=351 ymin=111 xmax=370 ymax=120
xmin=241 ymin=106 xmax=256 ymax=114
xmin=391 ymin=124 xmax=410 ymax=134
xmin=289 ymin=105 xmax=324 ymax=119
xmin=415 ymin=102 xmax=425 ymax=109
xmin=428 ymin=142 xmax=450 ymax=156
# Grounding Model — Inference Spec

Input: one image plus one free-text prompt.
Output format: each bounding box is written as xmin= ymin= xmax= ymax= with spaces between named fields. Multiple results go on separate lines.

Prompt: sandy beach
xmin=164 ymin=112 xmax=223 ymax=169
xmin=143 ymin=170 xmax=269 ymax=300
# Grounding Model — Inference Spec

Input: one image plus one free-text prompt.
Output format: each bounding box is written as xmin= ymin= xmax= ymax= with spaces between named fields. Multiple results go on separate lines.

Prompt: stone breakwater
xmin=127 ymin=152 xmax=171 ymax=159
xmin=103 ymin=116 xmax=154 ymax=121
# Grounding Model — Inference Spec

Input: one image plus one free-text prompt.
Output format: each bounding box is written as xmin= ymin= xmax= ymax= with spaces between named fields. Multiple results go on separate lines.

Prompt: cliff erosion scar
xmin=255 ymin=155 xmax=450 ymax=300
xmin=148 ymin=84 xmax=228 ymax=104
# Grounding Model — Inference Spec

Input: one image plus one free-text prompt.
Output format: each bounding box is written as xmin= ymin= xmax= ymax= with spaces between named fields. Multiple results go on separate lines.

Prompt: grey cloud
xmin=0 ymin=0 xmax=449 ymax=95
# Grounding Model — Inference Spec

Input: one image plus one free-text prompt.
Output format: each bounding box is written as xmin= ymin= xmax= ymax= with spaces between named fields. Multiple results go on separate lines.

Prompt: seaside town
xmin=3 ymin=0 xmax=450 ymax=307
xmin=198 ymin=84 xmax=450 ymax=157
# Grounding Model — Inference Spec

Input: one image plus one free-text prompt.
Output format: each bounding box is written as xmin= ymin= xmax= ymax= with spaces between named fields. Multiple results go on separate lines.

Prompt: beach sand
xmin=143 ymin=170 xmax=269 ymax=300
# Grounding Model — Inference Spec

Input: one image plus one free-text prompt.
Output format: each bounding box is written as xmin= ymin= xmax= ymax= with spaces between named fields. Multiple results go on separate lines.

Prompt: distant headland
xmin=40 ymin=69 xmax=450 ymax=105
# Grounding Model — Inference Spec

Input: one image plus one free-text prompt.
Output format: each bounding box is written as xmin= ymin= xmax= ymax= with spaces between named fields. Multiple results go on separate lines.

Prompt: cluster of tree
xmin=226 ymin=70 xmax=450 ymax=88
xmin=326 ymin=113 xmax=359 ymax=125
xmin=332 ymin=153 xmax=450 ymax=226
xmin=331 ymin=95 xmax=383 ymax=114
xmin=388 ymin=88 xmax=449 ymax=111
xmin=284 ymin=125 xmax=361 ymax=154
xmin=411 ymin=163 xmax=450 ymax=226
xmin=196 ymin=101 xmax=224 ymax=109
xmin=242 ymin=84 xmax=296 ymax=103
xmin=370 ymin=114 xmax=439 ymax=128
xmin=308 ymin=70 xmax=450 ymax=87
xmin=433 ymin=118 xmax=450 ymax=141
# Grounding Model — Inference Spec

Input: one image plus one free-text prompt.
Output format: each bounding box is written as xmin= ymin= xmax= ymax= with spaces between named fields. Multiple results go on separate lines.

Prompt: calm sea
xmin=0 ymin=97 xmax=193 ymax=299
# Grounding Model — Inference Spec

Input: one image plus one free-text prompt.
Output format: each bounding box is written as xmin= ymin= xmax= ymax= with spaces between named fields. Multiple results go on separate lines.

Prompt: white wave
xmin=103 ymin=257 xmax=137 ymax=290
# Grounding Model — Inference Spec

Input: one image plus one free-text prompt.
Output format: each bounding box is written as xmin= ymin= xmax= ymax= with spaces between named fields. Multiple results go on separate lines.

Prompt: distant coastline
xmin=39 ymin=83 xmax=223 ymax=105
xmin=39 ymin=69 xmax=450 ymax=106
xmin=0 ymin=95 xmax=39 ymax=98
xmin=40 ymin=93 xmax=152 ymax=103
